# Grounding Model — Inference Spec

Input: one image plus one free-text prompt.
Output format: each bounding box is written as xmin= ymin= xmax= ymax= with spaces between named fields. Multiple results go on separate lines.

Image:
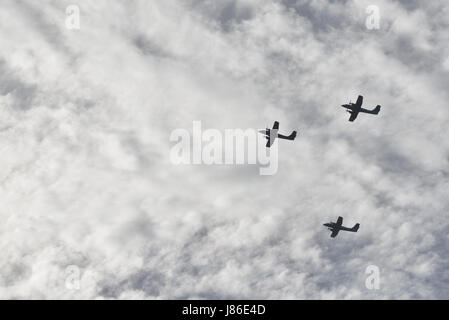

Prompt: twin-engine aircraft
xmin=341 ymin=95 xmax=381 ymax=122
xmin=258 ymin=121 xmax=297 ymax=148
xmin=323 ymin=216 xmax=360 ymax=238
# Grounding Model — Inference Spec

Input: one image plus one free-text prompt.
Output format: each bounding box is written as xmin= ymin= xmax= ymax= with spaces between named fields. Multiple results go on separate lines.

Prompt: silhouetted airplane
xmin=323 ymin=216 xmax=360 ymax=238
xmin=341 ymin=95 xmax=381 ymax=122
xmin=259 ymin=121 xmax=297 ymax=148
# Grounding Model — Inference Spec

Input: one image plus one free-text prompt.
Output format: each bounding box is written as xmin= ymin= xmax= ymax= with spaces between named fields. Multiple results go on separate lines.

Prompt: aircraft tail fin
xmin=287 ymin=131 xmax=297 ymax=140
xmin=351 ymin=223 xmax=360 ymax=232
xmin=277 ymin=131 xmax=297 ymax=141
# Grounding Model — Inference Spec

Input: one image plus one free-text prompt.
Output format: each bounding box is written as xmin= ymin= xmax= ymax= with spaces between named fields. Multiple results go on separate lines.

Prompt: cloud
xmin=0 ymin=0 xmax=448 ymax=299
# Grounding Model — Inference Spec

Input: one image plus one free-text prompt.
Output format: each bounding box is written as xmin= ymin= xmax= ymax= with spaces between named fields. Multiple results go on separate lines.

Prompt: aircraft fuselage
xmin=323 ymin=222 xmax=335 ymax=229
xmin=341 ymin=103 xmax=361 ymax=113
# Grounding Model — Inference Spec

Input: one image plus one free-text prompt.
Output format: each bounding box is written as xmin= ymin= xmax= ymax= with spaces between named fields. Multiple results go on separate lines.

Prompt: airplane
xmin=341 ymin=95 xmax=381 ymax=122
xmin=259 ymin=121 xmax=297 ymax=148
xmin=323 ymin=216 xmax=360 ymax=238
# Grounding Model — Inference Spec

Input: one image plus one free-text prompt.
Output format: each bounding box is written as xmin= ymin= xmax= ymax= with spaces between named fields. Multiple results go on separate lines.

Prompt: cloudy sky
xmin=1 ymin=0 xmax=449 ymax=299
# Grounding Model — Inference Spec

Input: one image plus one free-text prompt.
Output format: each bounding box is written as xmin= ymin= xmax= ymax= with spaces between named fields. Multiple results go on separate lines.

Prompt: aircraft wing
xmin=330 ymin=229 xmax=340 ymax=238
xmin=336 ymin=216 xmax=343 ymax=227
xmin=355 ymin=95 xmax=363 ymax=107
xmin=273 ymin=121 xmax=279 ymax=130
xmin=349 ymin=111 xmax=358 ymax=122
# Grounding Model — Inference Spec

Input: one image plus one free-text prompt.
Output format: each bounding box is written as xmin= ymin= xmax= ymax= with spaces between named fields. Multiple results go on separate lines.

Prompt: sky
xmin=0 ymin=0 xmax=449 ymax=299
